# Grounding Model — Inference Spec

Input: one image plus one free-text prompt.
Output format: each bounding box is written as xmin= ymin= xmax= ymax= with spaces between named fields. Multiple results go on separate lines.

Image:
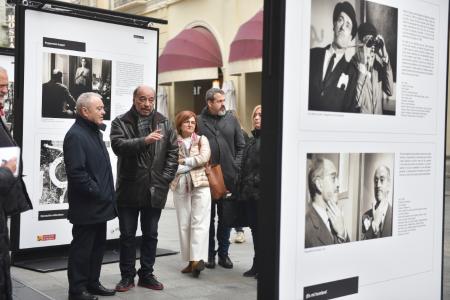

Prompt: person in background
xmin=171 ymin=110 xmax=211 ymax=278
xmin=0 ymin=66 xmax=32 ymax=300
xmin=42 ymin=69 xmax=76 ymax=118
xmin=231 ymin=110 xmax=250 ymax=244
xmin=197 ymin=88 xmax=245 ymax=269
xmin=239 ymin=105 xmax=261 ymax=278
xmin=63 ymin=92 xmax=116 ymax=300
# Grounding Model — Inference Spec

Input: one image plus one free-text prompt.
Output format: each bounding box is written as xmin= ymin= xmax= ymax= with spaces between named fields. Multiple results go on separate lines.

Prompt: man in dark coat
xmin=0 ymin=67 xmax=32 ymax=300
xmin=308 ymin=1 xmax=359 ymax=113
xmin=110 ymin=85 xmax=178 ymax=292
xmin=197 ymin=88 xmax=245 ymax=269
xmin=63 ymin=92 xmax=116 ymax=300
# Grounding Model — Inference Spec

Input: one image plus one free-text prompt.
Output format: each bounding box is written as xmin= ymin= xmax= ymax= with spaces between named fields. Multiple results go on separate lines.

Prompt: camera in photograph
xmin=365 ymin=36 xmax=384 ymax=51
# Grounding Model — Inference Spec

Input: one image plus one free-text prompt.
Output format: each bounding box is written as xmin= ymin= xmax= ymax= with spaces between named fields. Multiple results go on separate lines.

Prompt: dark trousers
xmin=68 ymin=222 xmax=106 ymax=294
xmin=208 ymin=201 xmax=231 ymax=258
xmin=246 ymin=201 xmax=257 ymax=267
xmin=118 ymin=206 xmax=162 ymax=279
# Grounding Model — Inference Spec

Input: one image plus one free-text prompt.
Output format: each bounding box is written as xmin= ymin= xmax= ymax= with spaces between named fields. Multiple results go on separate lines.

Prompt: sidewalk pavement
xmin=11 ymin=206 xmax=257 ymax=300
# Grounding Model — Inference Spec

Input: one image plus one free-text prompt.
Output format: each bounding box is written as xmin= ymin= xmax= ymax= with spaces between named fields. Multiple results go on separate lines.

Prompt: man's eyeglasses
xmin=137 ymin=96 xmax=154 ymax=103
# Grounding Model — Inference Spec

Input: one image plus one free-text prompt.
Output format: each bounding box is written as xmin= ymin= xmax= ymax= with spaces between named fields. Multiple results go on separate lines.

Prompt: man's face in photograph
xmin=374 ymin=167 xmax=390 ymax=202
xmin=320 ymin=160 xmax=340 ymax=204
xmin=333 ymin=12 xmax=353 ymax=49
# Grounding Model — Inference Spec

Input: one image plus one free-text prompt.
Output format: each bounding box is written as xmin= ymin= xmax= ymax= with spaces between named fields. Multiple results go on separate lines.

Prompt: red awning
xmin=159 ymin=27 xmax=222 ymax=73
xmin=229 ymin=10 xmax=263 ymax=63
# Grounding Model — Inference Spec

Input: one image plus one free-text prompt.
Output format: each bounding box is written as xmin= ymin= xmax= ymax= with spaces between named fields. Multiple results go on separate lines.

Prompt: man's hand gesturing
xmin=144 ymin=129 xmax=164 ymax=144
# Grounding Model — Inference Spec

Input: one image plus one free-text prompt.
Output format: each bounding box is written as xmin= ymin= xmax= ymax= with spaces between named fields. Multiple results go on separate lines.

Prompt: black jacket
xmin=197 ymin=108 xmax=245 ymax=193
xmin=63 ymin=117 xmax=116 ymax=224
xmin=110 ymin=108 xmax=178 ymax=208
xmin=309 ymin=46 xmax=358 ymax=113
xmin=239 ymin=129 xmax=260 ymax=202
xmin=0 ymin=119 xmax=32 ymax=300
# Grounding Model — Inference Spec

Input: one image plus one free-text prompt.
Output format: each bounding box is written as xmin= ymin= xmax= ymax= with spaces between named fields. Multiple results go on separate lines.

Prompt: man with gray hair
xmin=361 ymin=165 xmax=393 ymax=239
xmin=305 ymin=157 xmax=349 ymax=248
xmin=197 ymin=87 xmax=245 ymax=269
xmin=64 ymin=92 xmax=116 ymax=300
xmin=110 ymin=85 xmax=178 ymax=292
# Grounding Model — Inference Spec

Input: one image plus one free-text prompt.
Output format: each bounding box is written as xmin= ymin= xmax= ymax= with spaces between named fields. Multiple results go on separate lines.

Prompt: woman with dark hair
xmin=239 ymin=105 xmax=261 ymax=278
xmin=170 ymin=110 xmax=211 ymax=278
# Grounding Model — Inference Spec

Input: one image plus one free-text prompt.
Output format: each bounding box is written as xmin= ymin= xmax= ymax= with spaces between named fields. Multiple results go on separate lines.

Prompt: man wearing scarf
xmin=110 ymin=85 xmax=178 ymax=293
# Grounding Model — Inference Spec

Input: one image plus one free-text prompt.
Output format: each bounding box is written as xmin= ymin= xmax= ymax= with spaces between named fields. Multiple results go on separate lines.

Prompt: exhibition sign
xmin=279 ymin=0 xmax=448 ymax=299
xmin=13 ymin=6 xmax=159 ymax=250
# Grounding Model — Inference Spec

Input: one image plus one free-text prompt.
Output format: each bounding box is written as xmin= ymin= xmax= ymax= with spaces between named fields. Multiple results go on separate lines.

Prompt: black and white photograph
xmin=309 ymin=0 xmax=398 ymax=115
xmin=358 ymin=153 xmax=394 ymax=240
xmin=305 ymin=152 xmax=395 ymax=248
xmin=39 ymin=140 xmax=67 ymax=205
xmin=41 ymin=53 xmax=112 ymax=119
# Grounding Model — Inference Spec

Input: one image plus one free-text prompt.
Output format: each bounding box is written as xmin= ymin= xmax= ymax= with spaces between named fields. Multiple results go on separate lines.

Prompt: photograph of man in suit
xmin=308 ymin=1 xmax=359 ymax=113
xmin=361 ymin=165 xmax=393 ymax=239
xmin=305 ymin=158 xmax=350 ymax=248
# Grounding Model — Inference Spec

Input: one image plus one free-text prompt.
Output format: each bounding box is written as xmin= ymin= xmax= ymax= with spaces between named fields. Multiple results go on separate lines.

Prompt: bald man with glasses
xmin=305 ymin=158 xmax=350 ymax=248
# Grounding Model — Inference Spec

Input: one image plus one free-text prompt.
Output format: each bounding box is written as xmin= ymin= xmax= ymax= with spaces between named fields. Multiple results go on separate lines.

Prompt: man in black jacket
xmin=308 ymin=1 xmax=359 ymax=113
xmin=110 ymin=85 xmax=178 ymax=292
xmin=0 ymin=67 xmax=32 ymax=300
xmin=197 ymin=88 xmax=245 ymax=269
xmin=64 ymin=92 xmax=117 ymax=300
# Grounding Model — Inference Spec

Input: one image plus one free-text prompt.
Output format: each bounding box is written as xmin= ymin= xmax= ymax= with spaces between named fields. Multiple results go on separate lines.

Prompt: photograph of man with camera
xmin=353 ymin=22 xmax=394 ymax=114
xmin=308 ymin=0 xmax=397 ymax=115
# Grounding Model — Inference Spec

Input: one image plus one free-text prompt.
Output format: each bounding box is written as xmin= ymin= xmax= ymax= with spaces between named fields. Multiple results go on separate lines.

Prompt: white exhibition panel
xmin=281 ymin=0 xmax=447 ymax=299
xmin=20 ymin=9 xmax=158 ymax=249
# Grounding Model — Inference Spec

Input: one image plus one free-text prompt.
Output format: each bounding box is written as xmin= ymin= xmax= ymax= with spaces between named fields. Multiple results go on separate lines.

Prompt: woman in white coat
xmin=171 ymin=110 xmax=211 ymax=277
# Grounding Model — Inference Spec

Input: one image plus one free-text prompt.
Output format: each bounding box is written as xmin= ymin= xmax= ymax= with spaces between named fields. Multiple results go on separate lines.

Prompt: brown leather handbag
xmin=205 ymin=162 xmax=228 ymax=200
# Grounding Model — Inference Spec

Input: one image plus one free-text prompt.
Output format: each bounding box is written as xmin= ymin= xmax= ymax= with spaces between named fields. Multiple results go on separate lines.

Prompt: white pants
xmin=173 ymin=185 xmax=211 ymax=262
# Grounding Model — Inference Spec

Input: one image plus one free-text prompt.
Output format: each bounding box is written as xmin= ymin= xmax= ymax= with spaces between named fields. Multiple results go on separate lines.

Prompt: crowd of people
xmin=0 ymin=67 xmax=262 ymax=300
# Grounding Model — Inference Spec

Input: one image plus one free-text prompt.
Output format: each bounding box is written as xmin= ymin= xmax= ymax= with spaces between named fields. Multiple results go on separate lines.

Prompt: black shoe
xmin=68 ymin=291 xmax=98 ymax=300
xmin=205 ymin=255 xmax=216 ymax=269
xmin=218 ymin=255 xmax=233 ymax=269
xmin=138 ymin=274 xmax=164 ymax=290
xmin=87 ymin=284 xmax=116 ymax=296
xmin=115 ymin=277 xmax=135 ymax=292
xmin=243 ymin=267 xmax=257 ymax=277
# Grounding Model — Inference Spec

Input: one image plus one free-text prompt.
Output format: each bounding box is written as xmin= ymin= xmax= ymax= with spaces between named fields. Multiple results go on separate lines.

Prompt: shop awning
xmin=158 ymin=27 xmax=222 ymax=84
xmin=228 ymin=9 xmax=263 ymax=75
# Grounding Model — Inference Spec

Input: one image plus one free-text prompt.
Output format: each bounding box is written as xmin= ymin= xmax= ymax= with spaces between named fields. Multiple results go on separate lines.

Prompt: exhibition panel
xmin=278 ymin=0 xmax=448 ymax=299
xmin=14 ymin=6 xmax=158 ymax=250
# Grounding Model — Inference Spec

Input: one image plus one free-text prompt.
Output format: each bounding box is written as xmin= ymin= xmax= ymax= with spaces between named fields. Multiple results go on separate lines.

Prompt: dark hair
xmin=358 ymin=22 xmax=377 ymax=41
xmin=205 ymin=87 xmax=224 ymax=104
xmin=174 ymin=110 xmax=198 ymax=135
xmin=333 ymin=1 xmax=357 ymax=39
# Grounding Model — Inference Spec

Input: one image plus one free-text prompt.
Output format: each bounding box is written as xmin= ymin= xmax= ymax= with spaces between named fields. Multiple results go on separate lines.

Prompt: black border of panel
xmin=0 ymin=47 xmax=14 ymax=56
xmin=10 ymin=1 xmax=162 ymax=257
xmin=258 ymin=1 xmax=285 ymax=299
xmin=10 ymin=4 xmax=25 ymax=253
